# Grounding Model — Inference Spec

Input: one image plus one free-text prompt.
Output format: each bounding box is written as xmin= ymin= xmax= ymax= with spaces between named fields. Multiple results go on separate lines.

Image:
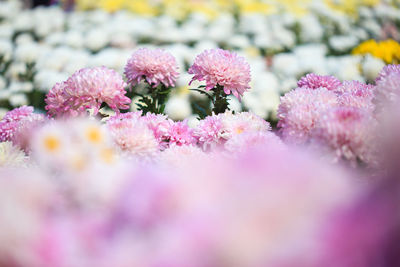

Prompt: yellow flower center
xmin=43 ymin=136 xmax=60 ymax=152
xmin=86 ymin=126 xmax=103 ymax=144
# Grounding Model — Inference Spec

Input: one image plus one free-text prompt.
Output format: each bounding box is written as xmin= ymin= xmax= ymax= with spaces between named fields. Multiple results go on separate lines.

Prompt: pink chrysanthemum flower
xmin=166 ymin=120 xmax=197 ymax=147
xmin=224 ymin=132 xmax=284 ymax=154
xmin=142 ymin=113 xmax=173 ymax=148
xmin=336 ymin=81 xmax=375 ymax=112
xmin=188 ymin=49 xmax=251 ymax=100
xmin=194 ymin=111 xmax=270 ymax=150
xmin=124 ymin=48 xmax=179 ymax=88
xmin=107 ymin=114 xmax=158 ymax=158
xmin=311 ymin=107 xmax=375 ymax=164
xmin=194 ymin=114 xmax=224 ymax=150
xmin=374 ymin=72 xmax=400 ymax=114
xmin=0 ymin=106 xmax=45 ymax=149
xmin=375 ymin=64 xmax=400 ymax=83
xmin=45 ymin=67 xmax=131 ymax=117
xmin=277 ymin=87 xmax=338 ymax=144
xmin=220 ymin=112 xmax=270 ymax=137
xmin=297 ymin=73 xmax=342 ymax=91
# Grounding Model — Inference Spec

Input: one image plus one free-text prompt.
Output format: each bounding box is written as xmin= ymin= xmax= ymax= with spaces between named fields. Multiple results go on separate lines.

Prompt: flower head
xmin=375 ymin=64 xmax=400 ymax=83
xmin=311 ymin=107 xmax=375 ymax=163
xmin=188 ymin=49 xmax=251 ymax=100
xmin=297 ymin=73 xmax=342 ymax=91
xmin=124 ymin=48 xmax=179 ymax=88
xmin=195 ymin=111 xmax=270 ymax=150
xmin=0 ymin=106 xmax=45 ymax=149
xmin=277 ymin=87 xmax=338 ymax=144
xmin=45 ymin=67 xmax=131 ymax=117
xmin=167 ymin=120 xmax=197 ymax=147
xmin=107 ymin=113 xmax=159 ymax=158
xmin=336 ymin=81 xmax=375 ymax=112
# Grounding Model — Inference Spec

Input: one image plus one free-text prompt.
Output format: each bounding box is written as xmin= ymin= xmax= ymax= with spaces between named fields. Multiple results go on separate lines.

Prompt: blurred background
xmin=1 ymin=0 xmax=399 ymax=123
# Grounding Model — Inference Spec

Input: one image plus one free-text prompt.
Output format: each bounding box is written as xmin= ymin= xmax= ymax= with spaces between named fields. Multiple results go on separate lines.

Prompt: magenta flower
xmin=277 ymin=87 xmax=338 ymax=144
xmin=375 ymin=64 xmax=400 ymax=83
xmin=142 ymin=113 xmax=173 ymax=148
xmin=124 ymin=48 xmax=179 ymax=88
xmin=188 ymin=49 xmax=251 ymax=100
xmin=45 ymin=67 xmax=131 ymax=117
xmin=311 ymin=107 xmax=375 ymax=163
xmin=0 ymin=106 xmax=45 ymax=149
xmin=297 ymin=73 xmax=342 ymax=91
xmin=167 ymin=120 xmax=197 ymax=147
xmin=336 ymin=81 xmax=375 ymax=112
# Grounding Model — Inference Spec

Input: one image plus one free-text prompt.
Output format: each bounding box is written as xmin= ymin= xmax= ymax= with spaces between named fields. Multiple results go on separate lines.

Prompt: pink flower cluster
xmin=188 ymin=48 xmax=251 ymax=100
xmin=0 ymin=106 xmax=45 ymax=149
xmin=106 ymin=111 xmax=197 ymax=156
xmin=194 ymin=111 xmax=273 ymax=150
xmin=124 ymin=48 xmax=179 ymax=88
xmin=106 ymin=111 xmax=278 ymax=156
xmin=45 ymin=67 xmax=131 ymax=117
xmin=278 ymin=73 xmax=377 ymax=163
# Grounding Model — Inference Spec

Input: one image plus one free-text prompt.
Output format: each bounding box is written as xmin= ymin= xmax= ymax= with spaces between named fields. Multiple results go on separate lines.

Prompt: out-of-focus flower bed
xmin=1 ymin=1 xmax=400 ymax=265
xmin=1 ymin=0 xmax=400 ymax=120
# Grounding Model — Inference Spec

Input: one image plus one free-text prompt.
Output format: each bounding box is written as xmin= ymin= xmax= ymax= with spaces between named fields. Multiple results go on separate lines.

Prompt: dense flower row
xmin=0 ymin=61 xmax=400 ymax=265
xmin=1 ymin=1 xmax=400 ymax=120
xmin=68 ymin=0 xmax=383 ymax=18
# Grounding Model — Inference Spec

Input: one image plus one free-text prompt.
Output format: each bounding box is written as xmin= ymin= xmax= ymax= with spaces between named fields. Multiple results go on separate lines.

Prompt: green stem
xmin=212 ymin=85 xmax=230 ymax=114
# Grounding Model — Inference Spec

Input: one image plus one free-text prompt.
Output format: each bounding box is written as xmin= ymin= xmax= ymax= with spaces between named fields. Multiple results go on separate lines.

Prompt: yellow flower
xmin=353 ymin=39 xmax=400 ymax=64
xmin=324 ymin=0 xmax=380 ymax=16
xmin=99 ymin=0 xmax=125 ymax=12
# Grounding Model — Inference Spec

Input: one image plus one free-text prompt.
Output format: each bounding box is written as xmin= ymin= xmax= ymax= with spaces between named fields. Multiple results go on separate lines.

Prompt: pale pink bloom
xmin=375 ymin=64 xmax=400 ymax=83
xmin=224 ymin=132 xmax=284 ymax=154
xmin=0 ymin=106 xmax=46 ymax=149
xmin=374 ymin=72 xmax=400 ymax=113
xmin=142 ymin=113 xmax=173 ymax=148
xmin=188 ymin=49 xmax=251 ymax=100
xmin=336 ymin=81 xmax=375 ymax=112
xmin=311 ymin=107 xmax=375 ymax=164
xmin=297 ymin=73 xmax=342 ymax=91
xmin=195 ymin=111 xmax=270 ymax=150
xmin=107 ymin=115 xmax=159 ymax=158
xmin=277 ymin=87 xmax=338 ymax=144
xmin=167 ymin=120 xmax=197 ymax=146
xmin=124 ymin=48 xmax=179 ymax=87
xmin=194 ymin=114 xmax=224 ymax=150
xmin=45 ymin=67 xmax=131 ymax=117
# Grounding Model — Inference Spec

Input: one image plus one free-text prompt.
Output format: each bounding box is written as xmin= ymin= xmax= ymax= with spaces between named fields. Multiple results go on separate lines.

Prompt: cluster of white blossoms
xmin=0 ymin=0 xmax=399 ymax=120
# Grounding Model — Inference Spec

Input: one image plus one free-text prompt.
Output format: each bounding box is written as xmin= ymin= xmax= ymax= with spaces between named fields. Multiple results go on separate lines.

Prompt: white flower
xmin=299 ymin=15 xmax=323 ymax=43
xmin=9 ymin=94 xmax=28 ymax=107
xmin=15 ymin=43 xmax=41 ymax=63
xmin=64 ymin=30 xmax=84 ymax=49
xmin=0 ymin=76 xmax=5 ymax=91
xmin=0 ymin=39 xmax=13 ymax=61
xmin=272 ymin=53 xmax=300 ymax=77
xmin=8 ymin=82 xmax=33 ymax=93
xmin=329 ymin=35 xmax=359 ymax=52
xmin=34 ymin=70 xmax=69 ymax=92
xmin=0 ymin=142 xmax=26 ymax=167
xmin=165 ymin=95 xmax=192 ymax=120
xmin=361 ymin=55 xmax=385 ymax=82
xmin=85 ymin=29 xmax=109 ymax=51
xmin=0 ymin=24 xmax=13 ymax=39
